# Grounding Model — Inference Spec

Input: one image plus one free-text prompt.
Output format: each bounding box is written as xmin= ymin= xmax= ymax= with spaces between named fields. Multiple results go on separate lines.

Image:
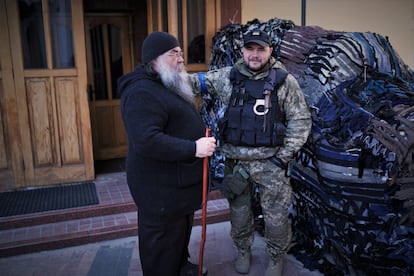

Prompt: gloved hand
xmin=270 ymin=156 xmax=292 ymax=177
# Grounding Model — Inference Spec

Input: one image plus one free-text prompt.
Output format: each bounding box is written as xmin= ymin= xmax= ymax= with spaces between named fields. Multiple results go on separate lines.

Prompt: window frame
xmin=146 ymin=0 xmax=220 ymax=72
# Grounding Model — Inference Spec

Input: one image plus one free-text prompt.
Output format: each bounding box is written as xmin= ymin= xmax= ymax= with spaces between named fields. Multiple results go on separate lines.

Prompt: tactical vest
xmin=222 ymin=68 xmax=289 ymax=147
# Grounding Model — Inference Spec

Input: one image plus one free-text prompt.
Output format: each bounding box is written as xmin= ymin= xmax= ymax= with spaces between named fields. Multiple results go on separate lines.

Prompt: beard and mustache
xmin=156 ymin=57 xmax=195 ymax=106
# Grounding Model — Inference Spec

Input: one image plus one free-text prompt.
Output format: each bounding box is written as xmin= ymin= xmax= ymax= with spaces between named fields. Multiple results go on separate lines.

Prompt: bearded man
xmin=118 ymin=31 xmax=216 ymax=276
xmin=190 ymin=29 xmax=312 ymax=275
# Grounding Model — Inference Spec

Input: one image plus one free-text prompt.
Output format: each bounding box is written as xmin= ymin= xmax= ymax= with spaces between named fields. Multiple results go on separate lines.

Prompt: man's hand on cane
xmin=195 ymin=137 xmax=216 ymax=158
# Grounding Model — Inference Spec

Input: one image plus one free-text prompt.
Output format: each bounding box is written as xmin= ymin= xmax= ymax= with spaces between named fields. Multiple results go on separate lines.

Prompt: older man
xmin=118 ymin=32 xmax=216 ymax=276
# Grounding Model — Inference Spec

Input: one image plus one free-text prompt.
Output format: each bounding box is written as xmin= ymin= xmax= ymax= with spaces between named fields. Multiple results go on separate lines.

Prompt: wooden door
xmin=85 ymin=16 xmax=131 ymax=160
xmin=0 ymin=0 xmax=25 ymax=190
xmin=1 ymin=0 xmax=94 ymax=189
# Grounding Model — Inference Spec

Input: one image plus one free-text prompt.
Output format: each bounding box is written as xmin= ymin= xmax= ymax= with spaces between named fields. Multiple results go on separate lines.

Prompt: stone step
xmin=0 ymin=202 xmax=137 ymax=231
xmin=0 ymin=198 xmax=229 ymax=258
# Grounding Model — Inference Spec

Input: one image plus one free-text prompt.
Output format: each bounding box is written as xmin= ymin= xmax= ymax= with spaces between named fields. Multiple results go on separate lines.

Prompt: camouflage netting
xmin=202 ymin=18 xmax=414 ymax=275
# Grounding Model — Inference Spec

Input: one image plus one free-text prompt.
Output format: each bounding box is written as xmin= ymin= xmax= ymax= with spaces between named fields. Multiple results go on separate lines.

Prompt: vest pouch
xmin=256 ymin=133 xmax=272 ymax=146
xmin=220 ymin=163 xmax=249 ymax=199
xmin=240 ymin=131 xmax=256 ymax=146
xmin=241 ymin=103 xmax=255 ymax=128
xmin=224 ymin=106 xmax=242 ymax=145
xmin=272 ymin=122 xmax=286 ymax=146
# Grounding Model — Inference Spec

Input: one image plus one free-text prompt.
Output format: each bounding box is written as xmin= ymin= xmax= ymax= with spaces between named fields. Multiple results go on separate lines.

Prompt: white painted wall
xmin=242 ymin=0 xmax=414 ymax=69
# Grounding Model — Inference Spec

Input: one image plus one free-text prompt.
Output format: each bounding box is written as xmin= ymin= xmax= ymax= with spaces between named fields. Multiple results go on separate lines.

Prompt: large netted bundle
xmin=203 ymin=18 xmax=414 ymax=275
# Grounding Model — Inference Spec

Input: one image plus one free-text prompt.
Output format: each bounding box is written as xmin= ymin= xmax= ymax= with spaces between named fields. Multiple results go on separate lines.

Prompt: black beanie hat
xmin=141 ymin=32 xmax=180 ymax=64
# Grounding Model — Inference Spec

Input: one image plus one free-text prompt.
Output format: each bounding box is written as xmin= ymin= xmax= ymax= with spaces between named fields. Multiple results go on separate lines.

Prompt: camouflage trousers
xmin=227 ymin=158 xmax=292 ymax=261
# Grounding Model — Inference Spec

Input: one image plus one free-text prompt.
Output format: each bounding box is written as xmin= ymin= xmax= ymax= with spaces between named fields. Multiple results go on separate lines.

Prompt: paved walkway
xmin=0 ymin=220 xmax=323 ymax=276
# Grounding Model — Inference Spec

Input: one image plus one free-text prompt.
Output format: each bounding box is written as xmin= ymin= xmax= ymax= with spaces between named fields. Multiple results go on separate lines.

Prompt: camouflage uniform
xmin=190 ymin=58 xmax=312 ymax=261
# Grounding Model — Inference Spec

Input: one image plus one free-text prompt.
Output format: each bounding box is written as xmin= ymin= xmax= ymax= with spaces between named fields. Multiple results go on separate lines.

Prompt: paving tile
xmin=87 ymin=242 xmax=135 ymax=276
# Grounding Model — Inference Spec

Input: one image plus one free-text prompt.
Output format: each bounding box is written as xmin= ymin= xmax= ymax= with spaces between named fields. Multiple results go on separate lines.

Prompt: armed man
xmin=190 ymin=29 xmax=312 ymax=275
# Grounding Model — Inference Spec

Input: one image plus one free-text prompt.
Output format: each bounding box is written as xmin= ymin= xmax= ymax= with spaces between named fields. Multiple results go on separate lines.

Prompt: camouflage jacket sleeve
xmin=276 ymin=73 xmax=312 ymax=161
xmin=190 ymin=67 xmax=233 ymax=104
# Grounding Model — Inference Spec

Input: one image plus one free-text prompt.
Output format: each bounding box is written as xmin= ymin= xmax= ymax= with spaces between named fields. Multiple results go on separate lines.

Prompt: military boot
xmin=264 ymin=257 xmax=284 ymax=276
xmin=234 ymin=249 xmax=251 ymax=274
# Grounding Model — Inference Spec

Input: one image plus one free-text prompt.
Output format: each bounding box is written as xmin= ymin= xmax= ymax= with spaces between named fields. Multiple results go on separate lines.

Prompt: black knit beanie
xmin=141 ymin=32 xmax=180 ymax=64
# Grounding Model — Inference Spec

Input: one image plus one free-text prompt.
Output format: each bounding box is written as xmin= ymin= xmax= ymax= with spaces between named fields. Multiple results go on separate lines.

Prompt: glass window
xmin=49 ymin=0 xmax=75 ymax=68
xmin=108 ymin=25 xmax=123 ymax=99
xmin=150 ymin=0 xmax=159 ymax=30
xmin=186 ymin=0 xmax=205 ymax=64
xmin=90 ymin=25 xmax=108 ymax=100
xmin=88 ymin=23 xmax=124 ymax=100
xmin=148 ymin=0 xmax=215 ymax=70
xmin=19 ymin=0 xmax=47 ymax=69
xmin=162 ymin=0 xmax=168 ymax=31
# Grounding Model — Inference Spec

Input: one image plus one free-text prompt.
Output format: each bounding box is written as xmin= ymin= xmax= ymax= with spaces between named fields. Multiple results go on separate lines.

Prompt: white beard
xmin=157 ymin=57 xmax=195 ymax=106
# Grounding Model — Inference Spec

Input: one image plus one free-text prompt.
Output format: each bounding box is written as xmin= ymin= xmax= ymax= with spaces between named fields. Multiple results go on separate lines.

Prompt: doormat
xmin=0 ymin=182 xmax=99 ymax=217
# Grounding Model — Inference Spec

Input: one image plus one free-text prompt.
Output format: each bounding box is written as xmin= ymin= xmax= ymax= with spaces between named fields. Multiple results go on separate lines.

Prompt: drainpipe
xmin=301 ymin=0 xmax=306 ymax=26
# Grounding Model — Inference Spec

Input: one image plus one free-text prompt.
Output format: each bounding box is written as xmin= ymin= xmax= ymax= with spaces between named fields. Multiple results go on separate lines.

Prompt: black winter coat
xmin=118 ymin=65 xmax=206 ymax=223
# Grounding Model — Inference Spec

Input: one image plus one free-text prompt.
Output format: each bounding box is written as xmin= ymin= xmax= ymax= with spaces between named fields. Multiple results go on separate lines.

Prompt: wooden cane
xmin=198 ymin=128 xmax=211 ymax=276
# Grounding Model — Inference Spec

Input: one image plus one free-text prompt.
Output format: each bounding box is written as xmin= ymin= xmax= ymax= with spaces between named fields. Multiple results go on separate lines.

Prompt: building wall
xmin=241 ymin=0 xmax=414 ymax=69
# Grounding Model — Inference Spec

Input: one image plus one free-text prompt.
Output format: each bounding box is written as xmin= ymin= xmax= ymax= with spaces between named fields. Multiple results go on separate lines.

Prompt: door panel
xmin=21 ymin=71 xmax=91 ymax=183
xmin=55 ymin=77 xmax=83 ymax=164
xmin=25 ymin=78 xmax=55 ymax=166
xmin=0 ymin=106 xmax=7 ymax=169
xmin=86 ymin=16 xmax=131 ymax=160
xmin=20 ymin=74 xmax=92 ymax=186
xmin=0 ymin=79 xmax=19 ymax=189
